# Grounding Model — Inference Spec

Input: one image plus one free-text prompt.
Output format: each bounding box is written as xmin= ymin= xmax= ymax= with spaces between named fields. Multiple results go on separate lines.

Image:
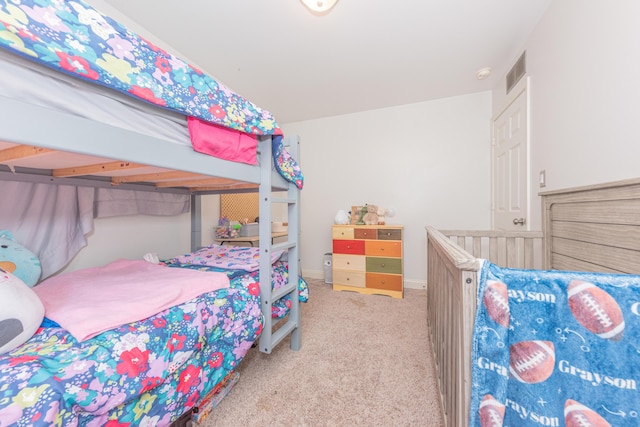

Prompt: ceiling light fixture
xmin=300 ymin=0 xmax=339 ymax=14
xmin=476 ymin=67 xmax=492 ymax=80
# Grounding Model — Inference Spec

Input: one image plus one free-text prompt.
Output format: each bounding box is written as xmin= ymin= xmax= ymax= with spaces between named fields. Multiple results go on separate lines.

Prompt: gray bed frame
xmin=0 ymin=76 xmax=301 ymax=356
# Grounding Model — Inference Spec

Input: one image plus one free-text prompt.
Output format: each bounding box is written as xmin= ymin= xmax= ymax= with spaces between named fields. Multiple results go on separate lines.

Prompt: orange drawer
xmin=365 ymin=240 xmax=402 ymax=257
xmin=333 ymin=240 xmax=365 ymax=255
xmin=366 ymin=273 xmax=403 ymax=291
xmin=332 ymin=254 xmax=366 ymax=271
xmin=354 ymin=228 xmax=378 ymax=240
xmin=333 ymin=270 xmax=366 ymax=288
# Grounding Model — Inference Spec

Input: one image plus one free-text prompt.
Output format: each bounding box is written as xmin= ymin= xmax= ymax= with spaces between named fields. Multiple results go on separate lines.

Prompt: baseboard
xmin=302 ymin=269 xmax=426 ymax=290
xmin=404 ymin=279 xmax=427 ymax=290
xmin=303 ymin=269 xmax=324 ymax=280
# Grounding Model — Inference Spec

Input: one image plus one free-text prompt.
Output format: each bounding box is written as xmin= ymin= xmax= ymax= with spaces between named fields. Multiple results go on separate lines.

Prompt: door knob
xmin=513 ymin=218 xmax=526 ymax=225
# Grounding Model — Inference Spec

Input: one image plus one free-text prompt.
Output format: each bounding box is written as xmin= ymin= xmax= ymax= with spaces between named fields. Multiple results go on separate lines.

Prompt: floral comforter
xmin=0 ymin=272 xmax=265 ymax=426
xmin=169 ymin=261 xmax=309 ymax=319
xmin=0 ymin=0 xmax=280 ymax=135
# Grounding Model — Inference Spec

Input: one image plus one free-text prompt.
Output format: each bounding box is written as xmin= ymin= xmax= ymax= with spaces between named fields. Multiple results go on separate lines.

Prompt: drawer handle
xmin=347 ymin=245 xmax=351 ymax=249
xmin=380 ymin=248 xmax=384 ymax=251
xmin=346 ymin=262 xmax=350 ymax=265
xmin=381 ymin=263 xmax=385 ymax=267
xmin=386 ymin=232 xmax=391 ymax=236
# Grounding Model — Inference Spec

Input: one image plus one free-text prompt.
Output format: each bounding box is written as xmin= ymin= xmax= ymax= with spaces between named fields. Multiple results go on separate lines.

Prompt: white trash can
xmin=323 ymin=253 xmax=332 ymax=284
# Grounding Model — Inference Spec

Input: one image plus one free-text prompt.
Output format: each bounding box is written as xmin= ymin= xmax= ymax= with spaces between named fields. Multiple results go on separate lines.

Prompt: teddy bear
xmin=0 ymin=231 xmax=44 ymax=354
xmin=362 ymin=204 xmax=379 ymax=225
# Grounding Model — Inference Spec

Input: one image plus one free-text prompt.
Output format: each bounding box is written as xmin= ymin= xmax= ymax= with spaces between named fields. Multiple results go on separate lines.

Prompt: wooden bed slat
xmin=550 ymin=199 xmax=640 ymax=225
xmin=552 ymin=221 xmax=640 ymax=251
xmin=551 ymin=253 xmax=624 ymax=274
xmin=551 ymin=236 xmax=640 ymax=274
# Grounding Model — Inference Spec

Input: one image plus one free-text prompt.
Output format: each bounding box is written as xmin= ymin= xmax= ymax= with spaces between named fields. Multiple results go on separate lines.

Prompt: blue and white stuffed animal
xmin=0 ymin=231 xmax=44 ymax=353
xmin=0 ymin=230 xmax=41 ymax=287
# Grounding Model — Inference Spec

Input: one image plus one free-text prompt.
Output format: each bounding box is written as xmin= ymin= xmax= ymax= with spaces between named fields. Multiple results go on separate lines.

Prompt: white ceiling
xmin=99 ymin=0 xmax=552 ymax=124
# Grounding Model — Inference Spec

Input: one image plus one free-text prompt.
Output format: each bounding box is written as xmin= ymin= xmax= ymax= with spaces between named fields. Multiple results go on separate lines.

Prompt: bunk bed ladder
xmin=257 ymin=135 xmax=302 ymax=354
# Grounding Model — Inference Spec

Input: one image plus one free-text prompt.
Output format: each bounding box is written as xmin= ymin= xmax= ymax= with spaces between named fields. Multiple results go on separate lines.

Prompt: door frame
xmin=491 ymin=76 xmax=531 ymax=230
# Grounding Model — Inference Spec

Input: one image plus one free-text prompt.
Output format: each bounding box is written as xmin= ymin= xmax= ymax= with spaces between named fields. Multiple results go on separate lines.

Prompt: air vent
xmin=506 ymin=51 xmax=526 ymax=94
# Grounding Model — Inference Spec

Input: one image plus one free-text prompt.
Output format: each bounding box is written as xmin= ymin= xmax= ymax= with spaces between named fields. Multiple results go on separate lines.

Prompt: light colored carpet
xmin=201 ymin=279 xmax=445 ymax=427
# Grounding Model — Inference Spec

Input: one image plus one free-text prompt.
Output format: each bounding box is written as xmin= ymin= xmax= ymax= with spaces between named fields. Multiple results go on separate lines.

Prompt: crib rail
xmin=440 ymin=229 xmax=544 ymax=269
xmin=425 ymin=226 xmax=543 ymax=427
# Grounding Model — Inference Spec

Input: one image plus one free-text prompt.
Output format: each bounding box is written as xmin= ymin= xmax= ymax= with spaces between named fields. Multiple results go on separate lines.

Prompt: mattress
xmin=0 ymin=48 xmax=190 ymax=146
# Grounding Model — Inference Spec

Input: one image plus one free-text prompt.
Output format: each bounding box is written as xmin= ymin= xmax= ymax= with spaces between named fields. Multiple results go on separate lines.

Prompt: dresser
xmin=331 ymin=225 xmax=404 ymax=298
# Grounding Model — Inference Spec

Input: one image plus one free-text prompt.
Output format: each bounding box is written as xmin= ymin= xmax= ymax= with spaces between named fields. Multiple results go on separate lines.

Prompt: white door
xmin=492 ymin=85 xmax=529 ymax=230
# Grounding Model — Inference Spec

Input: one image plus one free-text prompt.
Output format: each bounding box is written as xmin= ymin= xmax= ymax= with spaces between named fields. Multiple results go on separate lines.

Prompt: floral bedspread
xmin=170 ymin=261 xmax=309 ymax=319
xmin=0 ymin=273 xmax=263 ymax=426
xmin=171 ymin=245 xmax=285 ymax=272
xmin=0 ymin=0 xmax=281 ymax=136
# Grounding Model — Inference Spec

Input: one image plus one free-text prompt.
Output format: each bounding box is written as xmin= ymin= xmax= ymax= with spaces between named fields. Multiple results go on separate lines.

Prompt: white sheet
xmin=0 ymin=49 xmax=190 ymax=145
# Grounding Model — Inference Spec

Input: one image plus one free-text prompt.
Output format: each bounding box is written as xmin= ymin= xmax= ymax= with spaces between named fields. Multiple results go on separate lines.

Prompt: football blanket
xmin=470 ymin=261 xmax=640 ymax=427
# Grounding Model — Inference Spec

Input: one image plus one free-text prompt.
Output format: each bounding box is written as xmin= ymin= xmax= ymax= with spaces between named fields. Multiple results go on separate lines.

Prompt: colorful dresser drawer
xmin=365 ymin=240 xmax=402 ymax=257
xmin=332 ymin=270 xmax=366 ymax=288
xmin=354 ymin=228 xmax=378 ymax=240
xmin=366 ymin=257 xmax=402 ymax=275
xmin=366 ymin=273 xmax=403 ymax=291
xmin=332 ymin=254 xmax=366 ymax=271
xmin=332 ymin=239 xmax=365 ymax=255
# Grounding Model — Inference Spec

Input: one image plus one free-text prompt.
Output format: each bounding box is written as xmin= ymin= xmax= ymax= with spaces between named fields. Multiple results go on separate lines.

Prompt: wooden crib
xmin=426 ymin=177 xmax=640 ymax=427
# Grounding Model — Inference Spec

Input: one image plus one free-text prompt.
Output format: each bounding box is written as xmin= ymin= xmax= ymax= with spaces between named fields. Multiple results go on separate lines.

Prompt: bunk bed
xmin=426 ymin=178 xmax=640 ymax=427
xmin=0 ymin=0 xmax=303 ymax=425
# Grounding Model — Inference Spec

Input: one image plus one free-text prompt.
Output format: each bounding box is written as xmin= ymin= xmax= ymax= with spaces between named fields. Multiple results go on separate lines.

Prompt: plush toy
xmin=363 ymin=204 xmax=379 ymax=225
xmin=0 ymin=269 xmax=44 ymax=354
xmin=334 ymin=210 xmax=350 ymax=225
xmin=377 ymin=207 xmax=388 ymax=225
xmin=0 ymin=230 xmax=41 ymax=287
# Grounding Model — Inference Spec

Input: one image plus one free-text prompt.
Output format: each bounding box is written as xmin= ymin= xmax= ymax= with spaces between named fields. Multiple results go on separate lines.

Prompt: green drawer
xmin=366 ymin=257 xmax=402 ymax=274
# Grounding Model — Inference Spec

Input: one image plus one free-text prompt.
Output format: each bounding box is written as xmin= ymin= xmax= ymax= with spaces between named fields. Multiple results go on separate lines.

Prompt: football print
xmin=483 ymin=280 xmax=510 ymax=328
xmin=567 ymin=280 xmax=624 ymax=341
xmin=478 ymin=394 xmax=505 ymax=427
xmin=509 ymin=340 xmax=555 ymax=384
xmin=564 ymin=399 xmax=611 ymax=427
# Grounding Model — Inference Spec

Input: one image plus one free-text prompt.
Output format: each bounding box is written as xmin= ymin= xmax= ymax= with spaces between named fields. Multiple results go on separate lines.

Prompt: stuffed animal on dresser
xmin=363 ymin=204 xmax=379 ymax=225
xmin=0 ymin=231 xmax=44 ymax=354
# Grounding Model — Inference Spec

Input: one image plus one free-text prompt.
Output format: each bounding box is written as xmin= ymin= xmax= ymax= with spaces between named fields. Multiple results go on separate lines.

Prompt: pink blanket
xmin=34 ymin=259 xmax=230 ymax=342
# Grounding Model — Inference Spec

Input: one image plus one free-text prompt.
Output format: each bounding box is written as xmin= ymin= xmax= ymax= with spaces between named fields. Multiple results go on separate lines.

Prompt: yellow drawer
xmin=365 ymin=240 xmax=402 ymax=257
xmin=332 ymin=226 xmax=354 ymax=240
xmin=332 ymin=254 xmax=366 ymax=271
xmin=366 ymin=273 xmax=403 ymax=291
xmin=333 ymin=270 xmax=366 ymax=288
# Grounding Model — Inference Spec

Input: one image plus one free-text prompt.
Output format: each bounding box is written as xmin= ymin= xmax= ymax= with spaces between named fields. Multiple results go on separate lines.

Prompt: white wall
xmin=283 ymin=92 xmax=492 ymax=287
xmin=493 ymin=0 xmax=640 ymax=230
